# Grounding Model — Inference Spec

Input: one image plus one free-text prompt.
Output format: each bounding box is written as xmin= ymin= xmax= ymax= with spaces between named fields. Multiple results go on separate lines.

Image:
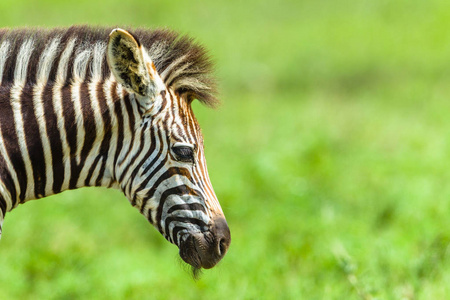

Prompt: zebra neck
xmin=0 ymin=79 xmax=132 ymax=212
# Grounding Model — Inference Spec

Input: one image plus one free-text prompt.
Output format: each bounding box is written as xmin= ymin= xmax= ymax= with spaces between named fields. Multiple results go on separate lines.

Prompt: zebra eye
xmin=172 ymin=145 xmax=195 ymax=163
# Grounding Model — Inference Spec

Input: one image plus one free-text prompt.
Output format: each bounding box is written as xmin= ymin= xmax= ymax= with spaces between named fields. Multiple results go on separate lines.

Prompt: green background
xmin=1 ymin=0 xmax=450 ymax=298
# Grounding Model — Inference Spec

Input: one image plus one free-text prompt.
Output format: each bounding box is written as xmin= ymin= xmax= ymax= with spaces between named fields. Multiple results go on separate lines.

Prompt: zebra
xmin=0 ymin=26 xmax=230 ymax=270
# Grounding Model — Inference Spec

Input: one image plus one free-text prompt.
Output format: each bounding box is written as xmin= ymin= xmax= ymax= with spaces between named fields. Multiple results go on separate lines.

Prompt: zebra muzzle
xmin=179 ymin=216 xmax=231 ymax=269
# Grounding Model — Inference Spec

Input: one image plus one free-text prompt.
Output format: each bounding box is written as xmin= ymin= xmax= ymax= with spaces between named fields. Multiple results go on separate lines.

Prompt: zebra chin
xmin=178 ymin=216 xmax=231 ymax=269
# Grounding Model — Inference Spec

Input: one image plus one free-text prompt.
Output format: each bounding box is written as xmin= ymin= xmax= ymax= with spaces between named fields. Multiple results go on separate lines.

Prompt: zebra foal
xmin=0 ymin=26 xmax=230 ymax=270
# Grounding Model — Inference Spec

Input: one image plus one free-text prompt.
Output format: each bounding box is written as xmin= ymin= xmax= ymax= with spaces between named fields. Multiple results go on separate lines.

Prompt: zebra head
xmin=106 ymin=29 xmax=230 ymax=270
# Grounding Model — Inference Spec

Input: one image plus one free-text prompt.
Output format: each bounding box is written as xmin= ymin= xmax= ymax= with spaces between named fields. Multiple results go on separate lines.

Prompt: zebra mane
xmin=0 ymin=25 xmax=218 ymax=106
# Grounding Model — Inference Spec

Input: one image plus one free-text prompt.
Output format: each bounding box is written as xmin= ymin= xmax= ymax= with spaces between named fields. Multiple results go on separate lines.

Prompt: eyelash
xmin=172 ymin=146 xmax=195 ymax=163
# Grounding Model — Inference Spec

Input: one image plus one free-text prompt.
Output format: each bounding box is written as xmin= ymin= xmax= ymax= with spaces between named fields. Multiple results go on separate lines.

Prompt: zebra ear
xmin=107 ymin=28 xmax=164 ymax=104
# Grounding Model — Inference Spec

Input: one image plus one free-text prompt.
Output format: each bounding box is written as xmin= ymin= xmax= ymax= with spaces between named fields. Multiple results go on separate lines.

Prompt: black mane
xmin=0 ymin=25 xmax=218 ymax=106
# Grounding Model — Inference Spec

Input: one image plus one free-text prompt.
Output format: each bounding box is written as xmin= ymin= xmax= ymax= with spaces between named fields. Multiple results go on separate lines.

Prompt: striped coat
xmin=0 ymin=26 xmax=230 ymax=270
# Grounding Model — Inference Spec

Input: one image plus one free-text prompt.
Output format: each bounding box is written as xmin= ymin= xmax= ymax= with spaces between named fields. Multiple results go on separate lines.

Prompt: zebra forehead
xmin=0 ymin=25 xmax=218 ymax=107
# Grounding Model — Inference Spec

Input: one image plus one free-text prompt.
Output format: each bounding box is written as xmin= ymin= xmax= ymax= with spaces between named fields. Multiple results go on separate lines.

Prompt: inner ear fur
xmin=107 ymin=29 xmax=151 ymax=97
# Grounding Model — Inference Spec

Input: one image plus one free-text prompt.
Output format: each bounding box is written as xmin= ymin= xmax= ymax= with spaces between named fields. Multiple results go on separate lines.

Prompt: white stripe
xmin=52 ymin=84 xmax=71 ymax=191
xmin=116 ymin=84 xmax=134 ymax=173
xmin=194 ymin=154 xmax=220 ymax=215
xmin=71 ymin=82 xmax=85 ymax=165
xmin=11 ymin=39 xmax=35 ymax=200
xmin=0 ymin=180 xmax=12 ymax=212
xmin=32 ymin=86 xmax=53 ymax=197
xmin=171 ymin=92 xmax=217 ymax=214
xmin=103 ymin=75 xmax=119 ymax=187
xmin=91 ymin=42 xmax=106 ymax=81
xmin=9 ymin=96 xmax=33 ymax=200
xmin=121 ymin=125 xmax=146 ymax=193
xmin=77 ymin=154 xmax=99 ymax=187
xmin=14 ymin=39 xmax=34 ymax=85
xmin=56 ymin=39 xmax=76 ymax=84
xmin=0 ymin=41 xmax=11 ymax=85
xmin=159 ymin=54 xmax=188 ymax=82
xmin=76 ymin=79 xmax=105 ymax=186
xmin=36 ymin=37 xmax=61 ymax=84
xmin=131 ymin=124 xmax=164 ymax=198
xmin=88 ymin=157 xmax=103 ymax=186
xmin=118 ymin=93 xmax=145 ymax=187
xmin=114 ymin=84 xmax=132 ymax=190
xmin=172 ymin=77 xmax=209 ymax=93
xmin=141 ymin=174 xmax=202 ymax=227
xmin=0 ymin=135 xmax=19 ymax=210
xmin=32 ymin=37 xmax=62 ymax=196
xmin=88 ymin=71 xmax=106 ymax=152
xmin=134 ymin=129 xmax=167 ymax=194
xmin=183 ymin=97 xmax=220 ymax=214
xmin=54 ymin=39 xmax=76 ymax=190
xmin=72 ymin=48 xmax=92 ymax=164
xmin=73 ymin=49 xmax=91 ymax=83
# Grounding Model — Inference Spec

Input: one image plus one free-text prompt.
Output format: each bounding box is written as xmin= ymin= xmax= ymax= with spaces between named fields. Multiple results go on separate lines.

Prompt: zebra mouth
xmin=179 ymin=234 xmax=203 ymax=269
xmin=178 ymin=217 xmax=231 ymax=269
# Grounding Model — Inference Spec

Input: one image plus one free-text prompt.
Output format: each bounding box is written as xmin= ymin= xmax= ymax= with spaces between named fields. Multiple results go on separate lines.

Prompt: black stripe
xmin=85 ymin=156 xmax=102 ymax=186
xmin=119 ymin=126 xmax=146 ymax=187
xmin=43 ymin=85 xmax=64 ymax=193
xmin=155 ymin=184 xmax=202 ymax=233
xmin=79 ymin=83 xmax=96 ymax=161
xmin=94 ymin=82 xmax=112 ymax=186
xmin=129 ymin=91 xmax=173 ymax=200
xmin=141 ymin=128 xmax=165 ymax=176
xmin=117 ymin=94 xmax=136 ymax=166
xmin=80 ymin=82 xmax=102 ymax=186
xmin=65 ymin=33 xmax=78 ymax=88
xmin=22 ymin=85 xmax=46 ymax=198
xmin=145 ymin=167 xmax=195 ymax=202
xmin=164 ymin=216 xmax=208 ymax=238
xmin=167 ymin=203 xmax=206 ymax=215
xmin=0 ymin=156 xmax=17 ymax=206
xmin=0 ymin=195 xmax=6 ymax=216
xmin=0 ymin=86 xmax=27 ymax=202
xmin=26 ymin=42 xmax=39 ymax=86
xmin=1 ymin=34 xmax=22 ymax=84
xmin=171 ymin=226 xmax=187 ymax=246
xmin=61 ymin=86 xmax=79 ymax=189
xmin=47 ymin=36 xmax=65 ymax=83
xmin=126 ymin=122 xmax=157 ymax=202
xmin=134 ymin=144 xmax=167 ymax=206
xmin=111 ymin=82 xmax=124 ymax=181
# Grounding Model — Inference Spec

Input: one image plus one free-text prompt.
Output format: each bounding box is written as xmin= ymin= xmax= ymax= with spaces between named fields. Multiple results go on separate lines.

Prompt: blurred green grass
xmin=2 ymin=0 xmax=450 ymax=298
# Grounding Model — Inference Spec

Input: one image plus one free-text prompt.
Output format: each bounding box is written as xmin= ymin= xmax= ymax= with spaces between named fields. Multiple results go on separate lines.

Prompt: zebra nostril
xmin=218 ymin=237 xmax=227 ymax=257
xmin=210 ymin=216 xmax=230 ymax=258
